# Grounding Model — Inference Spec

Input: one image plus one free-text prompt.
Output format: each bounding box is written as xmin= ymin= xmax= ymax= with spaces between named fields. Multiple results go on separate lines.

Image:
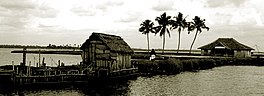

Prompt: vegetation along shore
xmin=133 ymin=57 xmax=264 ymax=76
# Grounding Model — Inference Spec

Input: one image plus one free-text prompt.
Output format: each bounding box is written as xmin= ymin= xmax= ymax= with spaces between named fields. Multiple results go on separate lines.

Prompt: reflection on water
xmin=129 ymin=66 xmax=264 ymax=96
xmin=24 ymin=90 xmax=84 ymax=96
xmin=2 ymin=80 xmax=131 ymax=96
xmin=1 ymin=66 xmax=264 ymax=96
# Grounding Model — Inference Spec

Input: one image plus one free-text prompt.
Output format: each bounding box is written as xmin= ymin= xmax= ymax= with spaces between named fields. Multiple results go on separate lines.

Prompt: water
xmin=0 ymin=48 xmax=82 ymax=66
xmin=1 ymin=48 xmax=264 ymax=95
xmin=1 ymin=66 xmax=262 ymax=96
xmin=129 ymin=66 xmax=264 ymax=96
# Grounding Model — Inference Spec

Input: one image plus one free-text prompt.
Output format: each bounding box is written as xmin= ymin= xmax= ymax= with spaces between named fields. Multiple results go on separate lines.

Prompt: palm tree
xmin=170 ymin=12 xmax=188 ymax=53
xmin=139 ymin=19 xmax=155 ymax=54
xmin=188 ymin=16 xmax=209 ymax=54
xmin=154 ymin=12 xmax=171 ymax=54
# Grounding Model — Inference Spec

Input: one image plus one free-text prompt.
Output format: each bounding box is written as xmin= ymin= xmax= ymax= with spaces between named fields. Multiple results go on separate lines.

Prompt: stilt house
xmin=198 ymin=38 xmax=254 ymax=58
xmin=80 ymin=32 xmax=134 ymax=73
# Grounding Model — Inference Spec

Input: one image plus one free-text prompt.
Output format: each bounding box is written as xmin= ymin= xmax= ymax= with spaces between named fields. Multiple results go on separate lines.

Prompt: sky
xmin=0 ymin=0 xmax=264 ymax=51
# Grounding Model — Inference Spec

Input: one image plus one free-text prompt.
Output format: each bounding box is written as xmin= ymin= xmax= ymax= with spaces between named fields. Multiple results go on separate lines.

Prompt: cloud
xmin=0 ymin=17 xmax=28 ymax=29
xmin=70 ymin=6 xmax=97 ymax=16
xmin=206 ymin=0 xmax=248 ymax=8
xmin=0 ymin=0 xmax=58 ymax=18
xmin=205 ymin=0 xmax=264 ymax=27
xmin=0 ymin=0 xmax=36 ymax=10
xmin=117 ymin=11 xmax=141 ymax=23
xmin=38 ymin=23 xmax=58 ymax=28
xmin=152 ymin=0 xmax=175 ymax=11
xmin=32 ymin=6 xmax=59 ymax=18
xmin=96 ymin=0 xmax=124 ymax=11
xmin=70 ymin=0 xmax=124 ymax=16
xmin=229 ymin=8 xmax=263 ymax=26
xmin=0 ymin=0 xmax=263 ymax=50
xmin=0 ymin=0 xmax=59 ymax=32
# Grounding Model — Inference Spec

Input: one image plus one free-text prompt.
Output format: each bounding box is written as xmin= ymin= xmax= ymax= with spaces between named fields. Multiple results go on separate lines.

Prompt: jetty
xmin=0 ymin=32 xmax=139 ymax=87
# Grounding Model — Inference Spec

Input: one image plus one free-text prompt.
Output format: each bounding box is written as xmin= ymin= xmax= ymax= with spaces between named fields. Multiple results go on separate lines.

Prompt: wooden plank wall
xmin=82 ymin=40 xmax=132 ymax=72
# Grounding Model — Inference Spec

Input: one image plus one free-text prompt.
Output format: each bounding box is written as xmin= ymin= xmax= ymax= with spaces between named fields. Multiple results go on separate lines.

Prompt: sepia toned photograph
xmin=0 ymin=0 xmax=264 ymax=95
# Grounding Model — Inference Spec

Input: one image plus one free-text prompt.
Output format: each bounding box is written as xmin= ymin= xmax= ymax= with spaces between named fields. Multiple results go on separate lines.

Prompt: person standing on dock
xmin=150 ymin=49 xmax=156 ymax=61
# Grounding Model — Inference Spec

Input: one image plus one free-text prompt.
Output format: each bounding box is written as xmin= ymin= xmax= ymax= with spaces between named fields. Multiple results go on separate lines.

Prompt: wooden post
xmin=42 ymin=57 xmax=45 ymax=67
xmin=38 ymin=49 xmax=41 ymax=67
xmin=58 ymin=60 xmax=60 ymax=67
xmin=34 ymin=56 xmax=35 ymax=67
xmin=16 ymin=67 xmax=18 ymax=74
xmin=22 ymin=47 xmax=26 ymax=66
xmin=12 ymin=61 xmax=14 ymax=71
xmin=28 ymin=61 xmax=31 ymax=76
xmin=94 ymin=43 xmax=97 ymax=67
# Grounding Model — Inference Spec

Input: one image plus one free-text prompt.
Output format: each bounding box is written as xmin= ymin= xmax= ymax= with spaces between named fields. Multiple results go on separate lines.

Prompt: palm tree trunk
xmin=162 ymin=34 xmax=165 ymax=55
xmin=189 ymin=30 xmax=198 ymax=54
xmin=147 ymin=33 xmax=150 ymax=55
xmin=177 ymin=31 xmax=181 ymax=54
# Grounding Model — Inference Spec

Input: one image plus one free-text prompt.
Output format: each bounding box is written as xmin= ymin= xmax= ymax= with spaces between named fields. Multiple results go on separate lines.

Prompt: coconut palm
xmin=154 ymin=12 xmax=171 ymax=54
xmin=139 ymin=19 xmax=155 ymax=54
xmin=188 ymin=16 xmax=209 ymax=54
xmin=170 ymin=12 xmax=188 ymax=53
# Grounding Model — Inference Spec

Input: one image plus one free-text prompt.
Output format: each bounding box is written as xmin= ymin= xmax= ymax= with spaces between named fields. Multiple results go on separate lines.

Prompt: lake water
xmin=0 ymin=48 xmax=82 ymax=66
xmin=129 ymin=66 xmax=264 ymax=96
xmin=0 ymin=48 xmax=264 ymax=95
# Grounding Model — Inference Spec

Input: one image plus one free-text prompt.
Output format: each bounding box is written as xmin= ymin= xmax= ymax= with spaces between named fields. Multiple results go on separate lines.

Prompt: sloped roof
xmin=81 ymin=32 xmax=133 ymax=53
xmin=198 ymin=38 xmax=254 ymax=50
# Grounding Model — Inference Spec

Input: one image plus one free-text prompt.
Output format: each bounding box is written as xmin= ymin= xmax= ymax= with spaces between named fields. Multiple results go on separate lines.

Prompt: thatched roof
xmin=81 ymin=32 xmax=133 ymax=53
xmin=198 ymin=38 xmax=254 ymax=50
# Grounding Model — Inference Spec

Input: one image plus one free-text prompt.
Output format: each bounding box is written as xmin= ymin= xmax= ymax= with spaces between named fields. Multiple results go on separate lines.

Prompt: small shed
xmin=198 ymin=38 xmax=254 ymax=58
xmin=80 ymin=32 xmax=134 ymax=72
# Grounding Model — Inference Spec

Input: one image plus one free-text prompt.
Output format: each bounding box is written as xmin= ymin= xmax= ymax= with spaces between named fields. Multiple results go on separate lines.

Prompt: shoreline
xmin=133 ymin=57 xmax=264 ymax=76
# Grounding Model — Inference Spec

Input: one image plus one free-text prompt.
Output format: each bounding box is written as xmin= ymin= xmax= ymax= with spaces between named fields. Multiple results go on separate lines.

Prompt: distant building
xmin=198 ymin=38 xmax=254 ymax=58
xmin=80 ymin=32 xmax=134 ymax=74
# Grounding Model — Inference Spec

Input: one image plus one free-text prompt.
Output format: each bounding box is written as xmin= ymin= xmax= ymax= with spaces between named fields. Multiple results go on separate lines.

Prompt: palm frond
xmin=166 ymin=28 xmax=170 ymax=37
xmin=139 ymin=19 xmax=156 ymax=35
xmin=139 ymin=27 xmax=145 ymax=32
xmin=153 ymin=26 xmax=161 ymax=35
xmin=202 ymin=26 xmax=209 ymax=31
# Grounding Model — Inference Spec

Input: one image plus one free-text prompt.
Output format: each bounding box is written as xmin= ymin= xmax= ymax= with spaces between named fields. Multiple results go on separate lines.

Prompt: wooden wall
xmin=95 ymin=53 xmax=132 ymax=71
xmin=201 ymin=49 xmax=251 ymax=58
xmin=82 ymin=40 xmax=132 ymax=72
xmin=234 ymin=50 xmax=251 ymax=58
xmin=83 ymin=40 xmax=109 ymax=65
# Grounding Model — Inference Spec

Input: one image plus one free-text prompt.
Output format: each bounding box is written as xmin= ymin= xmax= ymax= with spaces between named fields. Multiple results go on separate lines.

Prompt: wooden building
xmin=198 ymin=38 xmax=254 ymax=58
xmin=80 ymin=32 xmax=134 ymax=75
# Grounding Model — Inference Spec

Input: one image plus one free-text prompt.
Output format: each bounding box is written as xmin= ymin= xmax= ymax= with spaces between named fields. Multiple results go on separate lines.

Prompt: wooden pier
xmin=15 ymin=74 xmax=90 ymax=85
xmin=0 ymin=65 xmax=138 ymax=87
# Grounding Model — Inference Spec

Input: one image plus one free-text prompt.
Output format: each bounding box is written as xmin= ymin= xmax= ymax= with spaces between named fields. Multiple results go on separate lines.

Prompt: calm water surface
xmin=129 ymin=66 xmax=264 ymax=96
xmin=0 ymin=48 xmax=82 ymax=66
xmin=0 ymin=66 xmax=262 ymax=96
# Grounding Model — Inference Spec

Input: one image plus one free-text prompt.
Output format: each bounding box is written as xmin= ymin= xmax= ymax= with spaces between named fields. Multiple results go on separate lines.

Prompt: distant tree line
xmin=47 ymin=44 xmax=81 ymax=49
xmin=0 ymin=44 xmax=81 ymax=49
xmin=0 ymin=45 xmax=43 ymax=48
